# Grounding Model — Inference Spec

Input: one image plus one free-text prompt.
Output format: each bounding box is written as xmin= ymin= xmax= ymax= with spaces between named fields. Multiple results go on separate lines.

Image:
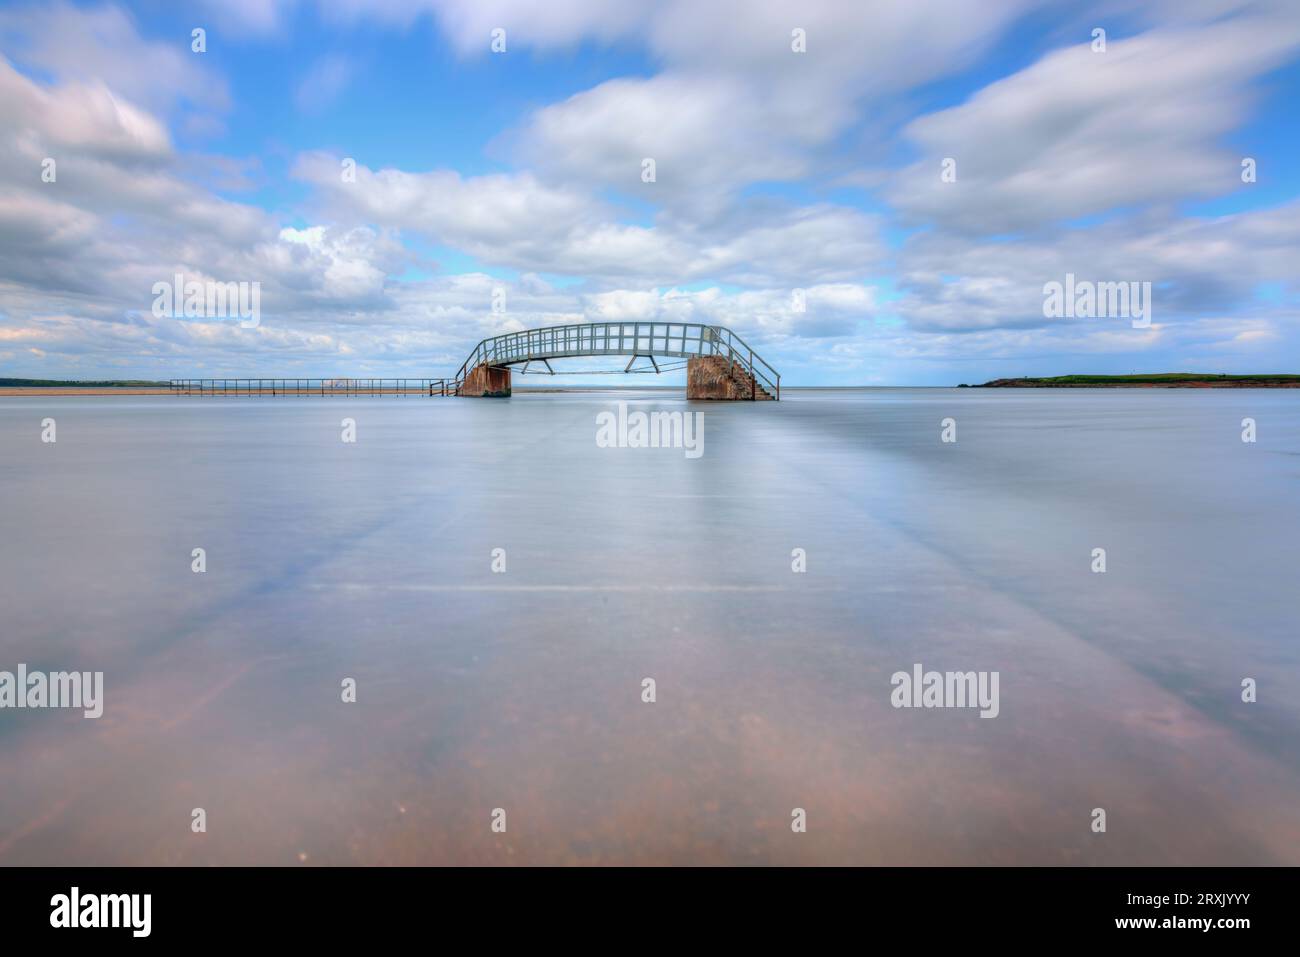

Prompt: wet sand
xmin=0 ymin=388 xmax=173 ymax=396
xmin=1 ymin=390 xmax=1298 ymax=864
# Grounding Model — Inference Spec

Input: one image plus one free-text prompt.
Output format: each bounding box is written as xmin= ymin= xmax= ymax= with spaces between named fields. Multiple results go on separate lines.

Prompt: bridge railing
xmin=170 ymin=378 xmax=448 ymax=396
xmin=455 ymin=321 xmax=780 ymax=399
xmin=707 ymin=326 xmax=781 ymax=400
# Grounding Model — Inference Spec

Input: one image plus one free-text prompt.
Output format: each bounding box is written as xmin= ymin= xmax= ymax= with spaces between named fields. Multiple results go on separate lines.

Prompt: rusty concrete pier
xmin=458 ymin=363 xmax=512 ymax=397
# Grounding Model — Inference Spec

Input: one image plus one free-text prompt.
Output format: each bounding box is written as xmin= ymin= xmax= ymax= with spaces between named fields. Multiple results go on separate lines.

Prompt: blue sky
xmin=1 ymin=0 xmax=1298 ymax=384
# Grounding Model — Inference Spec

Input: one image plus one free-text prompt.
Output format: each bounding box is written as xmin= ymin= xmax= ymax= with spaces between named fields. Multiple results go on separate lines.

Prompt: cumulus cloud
xmin=294 ymin=153 xmax=884 ymax=285
xmin=582 ymin=283 xmax=877 ymax=340
xmin=293 ymin=151 xmax=602 ymax=251
xmin=514 ymin=74 xmax=814 ymax=219
xmin=0 ymin=58 xmax=172 ymax=162
xmin=893 ymin=200 xmax=1300 ymax=333
xmin=888 ymin=12 xmax=1300 ymax=233
xmin=497 ymin=0 xmax=1038 ymax=215
xmin=0 ymin=2 xmax=229 ymax=115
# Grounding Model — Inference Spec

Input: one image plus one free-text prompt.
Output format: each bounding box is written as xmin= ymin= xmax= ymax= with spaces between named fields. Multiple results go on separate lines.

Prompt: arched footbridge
xmin=445 ymin=321 xmax=780 ymax=400
xmin=170 ymin=322 xmax=779 ymax=400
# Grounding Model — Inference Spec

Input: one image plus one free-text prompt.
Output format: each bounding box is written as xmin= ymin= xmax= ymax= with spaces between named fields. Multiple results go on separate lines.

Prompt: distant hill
xmin=0 ymin=378 xmax=171 ymax=387
xmin=973 ymin=374 xmax=1300 ymax=388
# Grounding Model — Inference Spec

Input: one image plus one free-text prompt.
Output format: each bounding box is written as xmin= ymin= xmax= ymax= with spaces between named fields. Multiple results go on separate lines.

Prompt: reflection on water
xmin=1 ymin=388 xmax=1298 ymax=864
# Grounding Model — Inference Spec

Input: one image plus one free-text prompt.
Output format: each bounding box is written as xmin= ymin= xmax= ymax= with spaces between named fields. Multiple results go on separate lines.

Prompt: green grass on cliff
xmin=976 ymin=373 xmax=1300 ymax=386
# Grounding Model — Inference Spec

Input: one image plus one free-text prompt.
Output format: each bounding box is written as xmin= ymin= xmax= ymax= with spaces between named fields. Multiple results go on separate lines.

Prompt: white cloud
xmin=515 ymin=73 xmax=814 ymax=218
xmin=261 ymin=225 xmax=400 ymax=309
xmin=294 ymin=153 xmax=884 ymax=285
xmin=198 ymin=0 xmax=301 ymax=36
xmin=580 ymin=283 xmax=877 ymax=341
xmin=0 ymin=58 xmax=172 ymax=162
xmin=317 ymin=0 xmax=650 ymax=49
xmin=893 ymin=200 xmax=1300 ymax=333
xmin=888 ymin=12 xmax=1300 ymax=232
xmin=0 ymin=2 xmax=229 ymax=115
xmin=499 ymin=0 xmax=1039 ymax=214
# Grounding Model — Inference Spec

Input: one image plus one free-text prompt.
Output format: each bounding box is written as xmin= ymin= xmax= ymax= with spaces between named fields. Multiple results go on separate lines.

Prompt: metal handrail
xmin=169 ymin=378 xmax=441 ymax=396
xmin=707 ymin=326 xmax=780 ymax=399
xmin=428 ymin=378 xmax=463 ymax=397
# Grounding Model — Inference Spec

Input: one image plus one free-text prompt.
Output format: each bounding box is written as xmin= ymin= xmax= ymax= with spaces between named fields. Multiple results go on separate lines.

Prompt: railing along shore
xmin=170 ymin=379 xmax=455 ymax=396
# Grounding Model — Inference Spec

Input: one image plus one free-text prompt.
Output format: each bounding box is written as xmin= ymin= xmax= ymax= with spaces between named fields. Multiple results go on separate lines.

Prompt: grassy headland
xmin=971 ymin=374 xmax=1300 ymax=388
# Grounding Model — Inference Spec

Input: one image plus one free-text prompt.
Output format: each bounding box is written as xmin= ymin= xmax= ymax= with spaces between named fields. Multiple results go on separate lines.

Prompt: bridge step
xmin=686 ymin=355 xmax=775 ymax=400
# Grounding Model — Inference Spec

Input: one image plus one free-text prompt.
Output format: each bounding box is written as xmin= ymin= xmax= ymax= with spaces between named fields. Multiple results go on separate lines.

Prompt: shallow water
xmin=1 ymin=388 xmax=1298 ymax=864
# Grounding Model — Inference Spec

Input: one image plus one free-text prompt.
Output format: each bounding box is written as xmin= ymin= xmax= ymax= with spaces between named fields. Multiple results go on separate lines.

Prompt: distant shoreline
xmin=0 ymin=387 xmax=174 ymax=396
xmin=0 ymin=379 xmax=172 ymax=396
xmin=5 ymin=374 xmax=1300 ymax=396
xmin=972 ymin=374 xmax=1300 ymax=388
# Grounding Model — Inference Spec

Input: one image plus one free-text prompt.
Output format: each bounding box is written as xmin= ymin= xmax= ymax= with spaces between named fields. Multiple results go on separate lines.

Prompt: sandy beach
xmin=0 ymin=388 xmax=174 ymax=396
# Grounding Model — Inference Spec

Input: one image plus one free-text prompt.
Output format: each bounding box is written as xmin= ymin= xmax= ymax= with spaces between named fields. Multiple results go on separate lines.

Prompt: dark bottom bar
xmin=0 ymin=866 xmax=1285 ymax=943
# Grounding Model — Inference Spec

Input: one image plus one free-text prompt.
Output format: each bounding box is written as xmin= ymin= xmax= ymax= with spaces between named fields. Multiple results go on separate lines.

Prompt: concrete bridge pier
xmin=460 ymin=363 xmax=511 ymax=397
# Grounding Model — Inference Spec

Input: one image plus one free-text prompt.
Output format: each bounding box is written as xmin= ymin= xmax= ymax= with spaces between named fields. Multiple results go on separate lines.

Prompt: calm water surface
xmin=1 ymin=388 xmax=1298 ymax=864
